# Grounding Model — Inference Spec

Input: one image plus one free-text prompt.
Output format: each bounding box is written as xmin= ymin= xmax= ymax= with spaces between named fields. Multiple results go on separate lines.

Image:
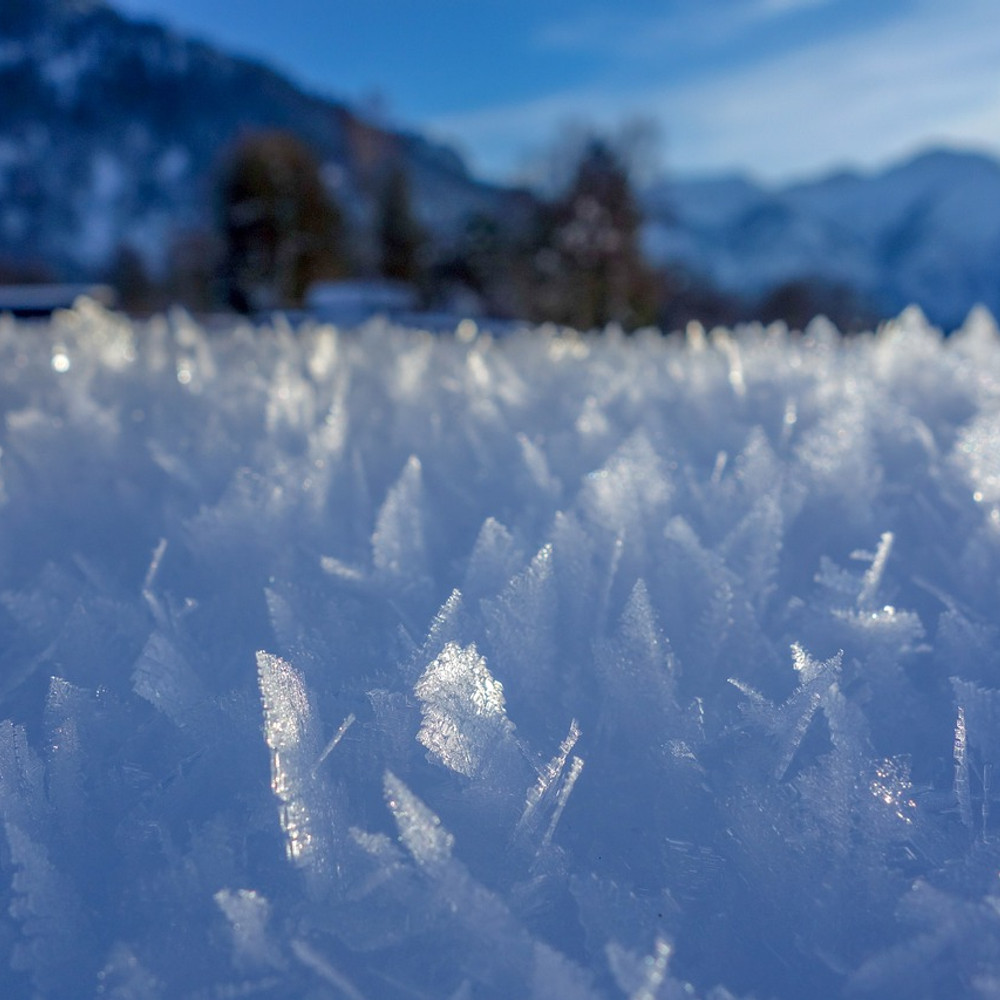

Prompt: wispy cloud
xmin=531 ymin=4 xmax=757 ymax=60
xmin=663 ymin=0 xmax=1000 ymax=178
xmin=429 ymin=0 xmax=1000 ymax=183
xmin=753 ymin=0 xmax=838 ymax=17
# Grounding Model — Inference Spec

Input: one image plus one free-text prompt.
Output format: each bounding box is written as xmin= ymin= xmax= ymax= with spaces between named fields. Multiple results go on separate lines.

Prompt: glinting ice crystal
xmin=1 ymin=300 xmax=1000 ymax=998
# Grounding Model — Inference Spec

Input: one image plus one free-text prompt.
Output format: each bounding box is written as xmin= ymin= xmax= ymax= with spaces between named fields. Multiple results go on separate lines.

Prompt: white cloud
xmin=662 ymin=0 xmax=1000 ymax=178
xmin=430 ymin=0 xmax=1000 ymax=183
xmin=754 ymin=0 xmax=837 ymax=16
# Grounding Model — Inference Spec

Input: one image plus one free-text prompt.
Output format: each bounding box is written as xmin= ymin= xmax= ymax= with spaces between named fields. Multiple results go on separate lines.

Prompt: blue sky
xmin=112 ymin=0 xmax=1000 ymax=185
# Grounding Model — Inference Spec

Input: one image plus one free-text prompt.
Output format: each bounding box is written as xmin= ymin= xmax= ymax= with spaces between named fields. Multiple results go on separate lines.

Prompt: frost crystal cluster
xmin=1 ymin=301 xmax=1000 ymax=998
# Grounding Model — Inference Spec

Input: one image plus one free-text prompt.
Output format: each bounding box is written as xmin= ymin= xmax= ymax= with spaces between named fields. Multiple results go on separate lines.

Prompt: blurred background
xmin=2 ymin=0 xmax=1000 ymax=331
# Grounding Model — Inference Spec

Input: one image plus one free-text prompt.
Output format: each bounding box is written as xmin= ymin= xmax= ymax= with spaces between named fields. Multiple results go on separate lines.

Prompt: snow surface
xmin=2 ymin=300 xmax=1000 ymax=998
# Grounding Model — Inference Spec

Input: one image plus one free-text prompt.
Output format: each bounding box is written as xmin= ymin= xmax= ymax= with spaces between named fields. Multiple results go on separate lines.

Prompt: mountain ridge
xmin=0 ymin=0 xmax=522 ymax=284
xmin=644 ymin=146 xmax=1000 ymax=327
xmin=2 ymin=0 xmax=999 ymax=327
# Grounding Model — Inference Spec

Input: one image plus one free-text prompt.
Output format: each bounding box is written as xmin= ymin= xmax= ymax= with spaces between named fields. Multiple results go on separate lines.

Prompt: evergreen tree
xmin=376 ymin=163 xmax=424 ymax=284
xmin=219 ymin=130 xmax=348 ymax=312
xmin=534 ymin=138 xmax=656 ymax=330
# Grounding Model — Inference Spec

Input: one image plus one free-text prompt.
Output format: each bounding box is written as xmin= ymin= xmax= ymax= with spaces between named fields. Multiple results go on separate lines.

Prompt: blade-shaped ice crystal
xmin=719 ymin=494 xmax=783 ymax=613
xmin=383 ymin=771 xmax=454 ymax=870
xmin=578 ymin=429 xmax=672 ymax=543
xmin=516 ymin=720 xmax=582 ymax=848
xmin=543 ymin=754 xmax=584 ymax=849
xmin=406 ymin=588 xmax=466 ymax=681
xmin=855 ymin=531 xmax=894 ymax=611
xmin=0 ymin=719 xmax=48 ymax=833
xmin=372 ymin=455 xmax=427 ymax=580
xmin=462 ymin=517 xmax=523 ymax=602
xmin=596 ymin=579 xmax=679 ymax=722
xmin=257 ymin=651 xmax=325 ymax=869
xmin=291 ymin=940 xmax=368 ymax=999
xmin=415 ymin=641 xmax=516 ymax=778
xmin=43 ymin=678 xmax=89 ymax=830
xmin=954 ymin=705 xmax=974 ymax=830
xmin=215 ymin=888 xmax=283 ymax=971
xmin=630 ymin=937 xmax=673 ymax=1000
xmin=954 ymin=411 xmax=1000 ymax=504
xmin=5 ymin=822 xmax=90 ymax=995
xmin=483 ymin=544 xmax=557 ymax=702
xmin=950 ymin=678 xmax=1000 ymax=837
xmin=96 ymin=943 xmax=163 ymax=1000
xmin=313 ymin=712 xmax=356 ymax=778
xmin=132 ymin=631 xmax=206 ymax=728
xmin=731 ymin=645 xmax=842 ymax=781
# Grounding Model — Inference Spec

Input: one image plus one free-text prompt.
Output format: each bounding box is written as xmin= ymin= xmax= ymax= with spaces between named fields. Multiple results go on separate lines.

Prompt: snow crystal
xmin=3 ymin=300 xmax=1000 ymax=998
xmin=415 ymin=641 xmax=515 ymax=779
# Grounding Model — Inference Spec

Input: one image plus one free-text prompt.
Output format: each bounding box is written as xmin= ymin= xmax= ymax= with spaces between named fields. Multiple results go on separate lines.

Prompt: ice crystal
xmin=0 ymin=301 xmax=999 ymax=998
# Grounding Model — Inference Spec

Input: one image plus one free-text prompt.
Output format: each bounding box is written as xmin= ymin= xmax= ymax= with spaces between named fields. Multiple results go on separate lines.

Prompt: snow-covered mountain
xmin=644 ymin=149 xmax=1000 ymax=327
xmin=0 ymin=0 xmax=522 ymax=281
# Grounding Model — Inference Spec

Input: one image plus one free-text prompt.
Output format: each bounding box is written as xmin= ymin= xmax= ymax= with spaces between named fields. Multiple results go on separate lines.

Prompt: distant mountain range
xmin=644 ymin=149 xmax=1000 ymax=328
xmin=2 ymin=0 xmax=999 ymax=328
xmin=0 ymin=0 xmax=523 ymax=283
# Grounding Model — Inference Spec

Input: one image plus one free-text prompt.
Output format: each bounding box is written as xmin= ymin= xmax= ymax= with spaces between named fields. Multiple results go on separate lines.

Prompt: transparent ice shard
xmin=719 ymin=494 xmax=783 ymax=614
xmin=855 ymin=531 xmax=894 ymax=612
xmin=868 ymin=756 xmax=916 ymax=826
xmin=313 ymin=712 xmax=356 ymax=778
xmin=291 ymin=940 xmax=368 ymax=999
xmin=548 ymin=510 xmax=600 ymax=638
xmin=372 ymin=455 xmax=427 ymax=581
xmin=415 ymin=641 xmax=516 ymax=779
xmin=516 ymin=720 xmax=584 ymax=850
xmin=517 ymin=432 xmax=561 ymax=500
xmin=5 ymin=821 xmax=91 ymax=996
xmin=405 ymin=588 xmax=467 ymax=683
xmin=660 ymin=516 xmax=742 ymax=670
xmin=595 ymin=579 xmax=679 ymax=729
xmin=43 ymin=677 xmax=90 ymax=831
xmin=383 ymin=771 xmax=454 ymax=871
xmin=483 ymin=544 xmax=557 ymax=703
xmin=629 ymin=936 xmax=673 ymax=1000
xmin=954 ymin=705 xmax=974 ymax=830
xmin=954 ymin=410 xmax=1000 ymax=504
xmin=543 ymin=754 xmax=584 ymax=850
xmin=731 ymin=644 xmax=842 ymax=781
xmin=578 ymin=429 xmax=672 ymax=546
xmin=132 ymin=631 xmax=206 ymax=728
xmin=531 ymin=940 xmax=601 ymax=1000
xmin=950 ymin=678 xmax=1000 ymax=838
xmin=0 ymin=718 xmax=48 ymax=833
xmin=256 ymin=651 xmax=328 ymax=872
xmin=95 ymin=943 xmax=163 ymax=1000
xmin=215 ymin=888 xmax=284 ymax=971
xmin=462 ymin=517 xmax=523 ymax=603
xmin=380 ymin=773 xmax=599 ymax=997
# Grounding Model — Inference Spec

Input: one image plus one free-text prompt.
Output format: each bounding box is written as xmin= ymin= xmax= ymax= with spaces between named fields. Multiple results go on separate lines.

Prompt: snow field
xmin=1 ymin=301 xmax=1000 ymax=998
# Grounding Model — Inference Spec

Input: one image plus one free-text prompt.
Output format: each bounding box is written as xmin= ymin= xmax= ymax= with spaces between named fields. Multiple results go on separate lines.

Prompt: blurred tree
xmin=533 ymin=138 xmax=657 ymax=330
xmin=166 ymin=228 xmax=222 ymax=314
xmin=520 ymin=117 xmax=664 ymax=199
xmin=107 ymin=243 xmax=163 ymax=316
xmin=654 ymin=265 xmax=745 ymax=334
xmin=755 ymin=277 xmax=878 ymax=333
xmin=0 ymin=256 xmax=55 ymax=285
xmin=218 ymin=130 xmax=348 ymax=312
xmin=376 ymin=162 xmax=425 ymax=284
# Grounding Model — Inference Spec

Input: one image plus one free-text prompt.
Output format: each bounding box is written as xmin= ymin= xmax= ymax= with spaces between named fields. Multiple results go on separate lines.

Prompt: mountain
xmin=643 ymin=148 xmax=1000 ymax=328
xmin=0 ymin=0 xmax=525 ymax=283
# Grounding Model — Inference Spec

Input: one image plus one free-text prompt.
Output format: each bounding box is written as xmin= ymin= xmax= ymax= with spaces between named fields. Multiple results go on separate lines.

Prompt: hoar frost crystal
xmin=0 ymin=301 xmax=1000 ymax=998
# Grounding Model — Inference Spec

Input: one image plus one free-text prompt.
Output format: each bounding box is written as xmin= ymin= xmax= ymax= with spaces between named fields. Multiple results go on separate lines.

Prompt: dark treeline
xmin=106 ymin=127 xmax=877 ymax=333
